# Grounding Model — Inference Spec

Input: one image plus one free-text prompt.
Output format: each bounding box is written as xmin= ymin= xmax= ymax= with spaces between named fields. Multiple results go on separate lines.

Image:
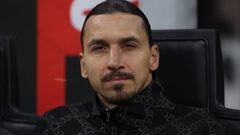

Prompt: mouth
xmin=104 ymin=77 xmax=128 ymax=91
xmin=102 ymin=72 xmax=134 ymax=83
xmin=104 ymin=77 xmax=130 ymax=85
xmin=111 ymin=76 xmax=131 ymax=80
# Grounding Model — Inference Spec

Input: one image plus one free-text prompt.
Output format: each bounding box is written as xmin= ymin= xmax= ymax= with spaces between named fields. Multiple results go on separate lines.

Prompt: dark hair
xmin=80 ymin=0 xmax=153 ymax=48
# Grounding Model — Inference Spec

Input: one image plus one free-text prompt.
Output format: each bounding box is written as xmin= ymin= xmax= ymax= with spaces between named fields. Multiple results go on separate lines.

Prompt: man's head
xmin=81 ymin=0 xmax=153 ymax=48
xmin=80 ymin=0 xmax=159 ymax=108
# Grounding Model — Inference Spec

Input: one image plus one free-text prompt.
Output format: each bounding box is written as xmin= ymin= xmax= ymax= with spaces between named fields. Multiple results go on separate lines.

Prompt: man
xmin=34 ymin=0 xmax=226 ymax=134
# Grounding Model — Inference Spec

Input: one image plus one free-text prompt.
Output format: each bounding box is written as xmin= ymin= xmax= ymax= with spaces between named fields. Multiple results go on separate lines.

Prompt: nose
xmin=107 ymin=47 xmax=123 ymax=71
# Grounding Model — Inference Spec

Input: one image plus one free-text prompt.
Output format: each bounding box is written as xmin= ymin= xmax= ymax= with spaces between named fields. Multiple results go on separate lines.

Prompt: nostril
xmin=107 ymin=63 xmax=119 ymax=71
xmin=107 ymin=59 xmax=123 ymax=71
xmin=107 ymin=64 xmax=124 ymax=72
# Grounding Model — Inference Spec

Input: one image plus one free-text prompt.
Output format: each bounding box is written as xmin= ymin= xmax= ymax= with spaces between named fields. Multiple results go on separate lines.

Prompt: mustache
xmin=101 ymin=71 xmax=134 ymax=82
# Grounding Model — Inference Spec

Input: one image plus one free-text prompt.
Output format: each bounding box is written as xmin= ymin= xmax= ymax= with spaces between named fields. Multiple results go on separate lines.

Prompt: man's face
xmin=80 ymin=13 xmax=159 ymax=107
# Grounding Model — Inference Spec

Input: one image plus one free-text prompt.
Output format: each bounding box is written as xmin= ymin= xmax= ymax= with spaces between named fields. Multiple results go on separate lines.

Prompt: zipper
xmin=105 ymin=108 xmax=111 ymax=122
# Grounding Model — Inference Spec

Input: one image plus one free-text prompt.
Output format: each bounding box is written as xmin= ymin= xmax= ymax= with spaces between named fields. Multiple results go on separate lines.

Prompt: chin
xmin=105 ymin=89 xmax=138 ymax=105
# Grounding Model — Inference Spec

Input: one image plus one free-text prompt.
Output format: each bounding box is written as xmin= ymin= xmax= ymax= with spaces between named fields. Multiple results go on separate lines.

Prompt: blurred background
xmin=0 ymin=0 xmax=239 ymax=115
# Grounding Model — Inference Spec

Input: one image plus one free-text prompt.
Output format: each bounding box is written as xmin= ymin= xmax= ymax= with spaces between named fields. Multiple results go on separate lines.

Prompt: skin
xmin=80 ymin=13 xmax=159 ymax=109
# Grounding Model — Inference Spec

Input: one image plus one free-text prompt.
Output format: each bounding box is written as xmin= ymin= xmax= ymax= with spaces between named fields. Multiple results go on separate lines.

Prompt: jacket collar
xmin=91 ymin=81 xmax=175 ymax=117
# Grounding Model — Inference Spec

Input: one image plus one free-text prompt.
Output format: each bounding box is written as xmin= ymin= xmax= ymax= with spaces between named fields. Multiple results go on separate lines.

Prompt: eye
xmin=91 ymin=44 xmax=107 ymax=52
xmin=124 ymin=42 xmax=137 ymax=49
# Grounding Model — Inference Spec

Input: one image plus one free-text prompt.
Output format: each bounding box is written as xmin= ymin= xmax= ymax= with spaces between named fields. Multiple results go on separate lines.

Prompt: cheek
xmin=136 ymin=51 xmax=150 ymax=68
xmin=85 ymin=58 xmax=106 ymax=80
xmin=85 ymin=65 xmax=103 ymax=90
xmin=126 ymin=53 xmax=150 ymax=77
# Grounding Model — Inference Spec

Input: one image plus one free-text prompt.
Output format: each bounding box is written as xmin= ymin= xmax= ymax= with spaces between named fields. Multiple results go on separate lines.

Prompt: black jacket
xmin=34 ymin=82 xmax=226 ymax=135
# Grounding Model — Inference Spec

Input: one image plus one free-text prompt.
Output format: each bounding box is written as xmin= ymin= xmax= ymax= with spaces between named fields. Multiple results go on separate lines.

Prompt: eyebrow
xmin=119 ymin=36 xmax=140 ymax=45
xmin=87 ymin=36 xmax=140 ymax=48
xmin=87 ymin=39 xmax=108 ymax=49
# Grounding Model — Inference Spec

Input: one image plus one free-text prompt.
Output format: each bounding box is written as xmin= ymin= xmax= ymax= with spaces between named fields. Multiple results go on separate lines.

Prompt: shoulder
xmin=45 ymin=102 xmax=91 ymax=116
xmin=33 ymin=102 xmax=94 ymax=135
xmin=43 ymin=102 xmax=94 ymax=122
xmin=171 ymin=104 xmax=227 ymax=135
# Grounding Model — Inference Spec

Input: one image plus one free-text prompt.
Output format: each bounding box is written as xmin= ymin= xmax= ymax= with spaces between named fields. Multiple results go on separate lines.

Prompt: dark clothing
xmin=34 ymin=82 xmax=226 ymax=135
xmin=0 ymin=127 xmax=14 ymax=135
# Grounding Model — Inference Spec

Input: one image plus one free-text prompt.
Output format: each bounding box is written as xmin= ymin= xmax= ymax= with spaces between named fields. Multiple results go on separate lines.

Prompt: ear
xmin=149 ymin=44 xmax=159 ymax=71
xmin=79 ymin=52 xmax=88 ymax=78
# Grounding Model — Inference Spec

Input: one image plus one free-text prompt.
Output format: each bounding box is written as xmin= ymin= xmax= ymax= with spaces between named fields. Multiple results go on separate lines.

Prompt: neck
xmin=97 ymin=94 xmax=118 ymax=109
xmin=98 ymin=77 xmax=153 ymax=110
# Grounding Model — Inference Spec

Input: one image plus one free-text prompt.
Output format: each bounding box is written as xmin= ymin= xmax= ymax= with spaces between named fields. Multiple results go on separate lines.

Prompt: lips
xmin=107 ymin=77 xmax=129 ymax=83
xmin=101 ymin=71 xmax=134 ymax=82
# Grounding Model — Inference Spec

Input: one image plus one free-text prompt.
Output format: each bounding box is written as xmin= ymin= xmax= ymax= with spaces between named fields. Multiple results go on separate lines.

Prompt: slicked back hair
xmin=80 ymin=0 xmax=153 ymax=48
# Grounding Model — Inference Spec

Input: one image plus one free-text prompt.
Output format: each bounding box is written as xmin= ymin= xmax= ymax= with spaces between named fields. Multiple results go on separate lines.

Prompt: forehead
xmin=83 ymin=13 xmax=147 ymax=43
xmin=86 ymin=12 xmax=144 ymax=27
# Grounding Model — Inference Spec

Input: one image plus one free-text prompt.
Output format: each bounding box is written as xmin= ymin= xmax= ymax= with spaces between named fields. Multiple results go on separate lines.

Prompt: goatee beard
xmin=113 ymin=83 xmax=124 ymax=91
